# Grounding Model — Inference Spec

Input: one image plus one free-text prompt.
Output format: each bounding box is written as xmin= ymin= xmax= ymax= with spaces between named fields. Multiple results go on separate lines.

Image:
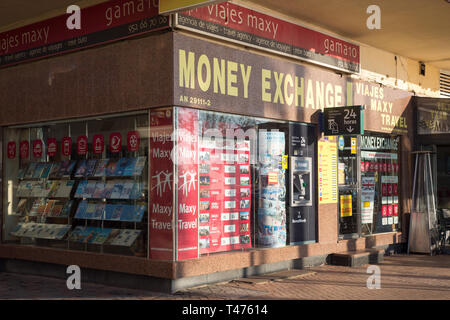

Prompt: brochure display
xmin=257 ymin=131 xmax=287 ymax=248
xmin=10 ymin=157 xmax=147 ymax=250
xmin=198 ymin=137 xmax=252 ymax=254
xmin=69 ymin=157 xmax=147 ymax=249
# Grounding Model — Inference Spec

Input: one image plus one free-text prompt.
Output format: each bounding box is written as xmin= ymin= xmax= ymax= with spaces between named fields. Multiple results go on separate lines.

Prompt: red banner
xmin=62 ymin=137 xmax=72 ymax=156
xmin=32 ymin=139 xmax=43 ymax=158
xmin=176 ymin=108 xmax=199 ymax=260
xmin=177 ymin=2 xmax=360 ymax=73
xmin=19 ymin=141 xmax=29 ymax=159
xmin=77 ymin=135 xmax=88 ymax=155
xmin=149 ymin=109 xmax=174 ymax=260
xmin=47 ymin=138 xmax=57 ymax=156
xmin=7 ymin=141 xmax=16 ymax=159
xmin=92 ymin=134 xmax=104 ymax=154
xmin=127 ymin=131 xmax=140 ymax=152
xmin=0 ymin=0 xmax=169 ymax=68
xmin=109 ymin=132 xmax=122 ymax=153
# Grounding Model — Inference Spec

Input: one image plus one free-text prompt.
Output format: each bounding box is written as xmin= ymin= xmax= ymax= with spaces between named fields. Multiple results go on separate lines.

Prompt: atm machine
xmin=287 ymin=123 xmax=316 ymax=245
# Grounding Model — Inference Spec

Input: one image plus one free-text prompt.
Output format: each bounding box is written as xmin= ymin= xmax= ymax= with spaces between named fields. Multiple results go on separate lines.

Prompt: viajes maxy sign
xmin=176 ymin=2 xmax=360 ymax=73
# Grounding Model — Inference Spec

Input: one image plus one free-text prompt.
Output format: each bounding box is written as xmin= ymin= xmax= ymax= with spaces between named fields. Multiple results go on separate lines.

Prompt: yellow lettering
xmin=306 ymin=79 xmax=314 ymax=109
xmin=295 ymin=76 xmax=304 ymax=107
xmin=227 ymin=61 xmax=238 ymax=97
xmin=273 ymin=72 xmax=284 ymax=104
xmin=325 ymin=83 xmax=334 ymax=108
xmin=284 ymin=74 xmax=294 ymax=106
xmin=240 ymin=64 xmax=252 ymax=99
xmin=262 ymin=69 xmax=271 ymax=102
xmin=197 ymin=54 xmax=211 ymax=92
xmin=315 ymin=81 xmax=324 ymax=110
xmin=213 ymin=58 xmax=225 ymax=95
xmin=179 ymin=49 xmax=195 ymax=89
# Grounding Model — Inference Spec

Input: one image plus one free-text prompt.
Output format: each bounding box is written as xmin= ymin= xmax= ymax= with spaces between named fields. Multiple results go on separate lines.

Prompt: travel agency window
xmin=3 ymin=112 xmax=149 ymax=257
xmin=338 ymin=133 xmax=400 ymax=238
xmin=173 ymin=107 xmax=317 ymax=260
xmin=359 ymin=134 xmax=401 ymax=235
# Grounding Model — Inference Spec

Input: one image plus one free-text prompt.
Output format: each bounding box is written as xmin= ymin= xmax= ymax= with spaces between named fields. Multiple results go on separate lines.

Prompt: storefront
xmin=337 ymin=134 xmax=401 ymax=239
xmin=0 ymin=2 xmax=416 ymax=292
xmin=415 ymin=97 xmax=450 ymax=213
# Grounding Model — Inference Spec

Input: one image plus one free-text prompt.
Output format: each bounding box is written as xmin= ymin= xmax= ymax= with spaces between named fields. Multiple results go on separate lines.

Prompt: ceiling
xmin=241 ymin=0 xmax=450 ymax=71
xmin=1 ymin=0 xmax=449 ymax=71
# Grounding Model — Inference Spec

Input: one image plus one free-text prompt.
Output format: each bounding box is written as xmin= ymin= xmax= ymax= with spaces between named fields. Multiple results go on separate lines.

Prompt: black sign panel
xmin=323 ymin=105 xmax=364 ymax=136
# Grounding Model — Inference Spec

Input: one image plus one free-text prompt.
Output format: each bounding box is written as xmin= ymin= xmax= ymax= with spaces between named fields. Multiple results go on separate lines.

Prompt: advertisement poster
xmin=61 ymin=137 xmax=72 ymax=156
xmin=93 ymin=134 xmax=104 ymax=154
xmin=318 ymin=136 xmax=338 ymax=204
xmin=258 ymin=131 xmax=286 ymax=248
xmin=19 ymin=141 xmax=29 ymax=159
xmin=149 ymin=109 xmax=174 ymax=260
xmin=340 ymin=194 xmax=352 ymax=217
xmin=196 ymin=114 xmax=253 ymax=254
xmin=361 ymin=177 xmax=375 ymax=224
xmin=77 ymin=136 xmax=88 ymax=155
xmin=198 ymin=134 xmax=252 ymax=254
xmin=47 ymin=138 xmax=57 ymax=157
xmin=176 ymin=108 xmax=199 ymax=260
xmin=32 ymin=139 xmax=43 ymax=158
xmin=7 ymin=141 xmax=16 ymax=159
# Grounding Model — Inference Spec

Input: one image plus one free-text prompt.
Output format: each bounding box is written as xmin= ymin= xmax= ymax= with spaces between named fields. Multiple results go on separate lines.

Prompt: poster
xmin=340 ymin=194 xmax=352 ymax=217
xmin=258 ymin=131 xmax=286 ymax=248
xmin=361 ymin=177 xmax=375 ymax=224
xmin=176 ymin=108 xmax=199 ymax=260
xmin=198 ymin=130 xmax=252 ymax=254
xmin=149 ymin=109 xmax=174 ymax=260
xmin=318 ymin=137 xmax=338 ymax=204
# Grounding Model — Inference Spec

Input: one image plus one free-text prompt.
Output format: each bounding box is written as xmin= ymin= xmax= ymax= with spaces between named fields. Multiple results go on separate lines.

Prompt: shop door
xmin=337 ymin=135 xmax=361 ymax=239
xmin=434 ymin=145 xmax=450 ymax=210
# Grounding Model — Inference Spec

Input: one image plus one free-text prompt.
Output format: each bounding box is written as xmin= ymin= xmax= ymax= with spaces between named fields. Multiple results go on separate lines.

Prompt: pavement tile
xmin=0 ymin=254 xmax=449 ymax=300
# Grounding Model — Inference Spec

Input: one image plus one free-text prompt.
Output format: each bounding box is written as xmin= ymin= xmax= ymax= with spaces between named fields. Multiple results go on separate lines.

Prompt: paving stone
xmin=0 ymin=254 xmax=449 ymax=300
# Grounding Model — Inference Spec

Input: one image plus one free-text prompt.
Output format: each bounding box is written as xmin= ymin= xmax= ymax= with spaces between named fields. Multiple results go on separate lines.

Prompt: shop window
xmin=360 ymin=134 xmax=401 ymax=235
xmin=2 ymin=113 xmax=149 ymax=257
xmin=172 ymin=107 xmax=316 ymax=260
xmin=338 ymin=133 xmax=401 ymax=238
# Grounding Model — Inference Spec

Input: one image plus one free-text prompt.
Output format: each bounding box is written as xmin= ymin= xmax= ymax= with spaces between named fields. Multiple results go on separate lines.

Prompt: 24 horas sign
xmin=174 ymin=33 xmax=412 ymax=135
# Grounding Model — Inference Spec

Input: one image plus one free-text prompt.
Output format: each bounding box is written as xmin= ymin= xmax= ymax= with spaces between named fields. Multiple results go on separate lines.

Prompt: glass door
xmin=337 ymin=135 xmax=361 ymax=239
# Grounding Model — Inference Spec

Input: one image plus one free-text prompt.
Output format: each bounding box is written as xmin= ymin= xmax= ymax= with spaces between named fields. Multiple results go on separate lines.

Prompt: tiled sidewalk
xmin=0 ymin=254 xmax=449 ymax=300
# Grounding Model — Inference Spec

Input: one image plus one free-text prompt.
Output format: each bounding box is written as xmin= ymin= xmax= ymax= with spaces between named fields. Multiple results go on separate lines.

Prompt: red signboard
xmin=393 ymin=204 xmax=399 ymax=216
xmin=176 ymin=107 xmax=199 ymax=260
xmin=7 ymin=141 xmax=16 ymax=159
xmin=388 ymin=204 xmax=393 ymax=217
xmin=32 ymin=139 xmax=43 ymax=158
xmin=19 ymin=141 xmax=29 ymax=159
xmin=47 ymin=138 xmax=57 ymax=156
xmin=149 ymin=109 xmax=174 ymax=260
xmin=77 ymin=135 xmax=88 ymax=155
xmin=177 ymin=2 xmax=360 ymax=73
xmin=62 ymin=137 xmax=72 ymax=156
xmin=92 ymin=134 xmax=104 ymax=154
xmin=0 ymin=0 xmax=169 ymax=68
xmin=109 ymin=132 xmax=122 ymax=153
xmin=382 ymin=205 xmax=388 ymax=217
xmin=127 ymin=131 xmax=140 ymax=152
